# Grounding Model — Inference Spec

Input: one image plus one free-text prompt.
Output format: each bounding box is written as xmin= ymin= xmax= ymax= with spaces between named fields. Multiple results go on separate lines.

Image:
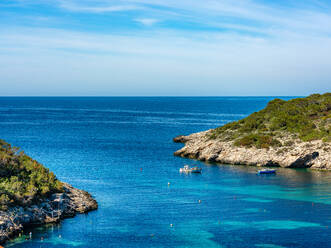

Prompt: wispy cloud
xmin=0 ymin=0 xmax=331 ymax=95
xmin=134 ymin=18 xmax=159 ymax=26
xmin=50 ymin=0 xmax=331 ymax=38
xmin=1 ymin=27 xmax=330 ymax=96
xmin=58 ymin=1 xmax=141 ymax=13
xmin=4 ymin=0 xmax=331 ymax=37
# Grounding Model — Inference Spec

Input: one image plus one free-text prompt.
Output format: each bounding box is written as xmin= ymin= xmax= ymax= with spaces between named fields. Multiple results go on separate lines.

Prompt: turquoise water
xmin=0 ymin=97 xmax=331 ymax=248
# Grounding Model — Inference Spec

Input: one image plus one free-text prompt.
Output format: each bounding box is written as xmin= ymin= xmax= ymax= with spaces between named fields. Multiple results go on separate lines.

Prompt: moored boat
xmin=180 ymin=165 xmax=202 ymax=173
xmin=190 ymin=166 xmax=202 ymax=173
xmin=258 ymin=169 xmax=276 ymax=175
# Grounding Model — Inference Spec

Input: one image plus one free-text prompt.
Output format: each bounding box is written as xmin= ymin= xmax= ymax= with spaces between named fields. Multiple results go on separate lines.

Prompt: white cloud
xmin=0 ymin=27 xmax=330 ymax=96
xmin=51 ymin=0 xmax=331 ymax=38
xmin=5 ymin=0 xmax=331 ymax=38
xmin=1 ymin=0 xmax=331 ymax=95
xmin=58 ymin=1 xmax=141 ymax=13
xmin=134 ymin=18 xmax=159 ymax=26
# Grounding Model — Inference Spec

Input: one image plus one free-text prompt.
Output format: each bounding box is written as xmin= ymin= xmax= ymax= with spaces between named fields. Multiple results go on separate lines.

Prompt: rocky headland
xmin=174 ymin=93 xmax=331 ymax=170
xmin=0 ymin=140 xmax=98 ymax=244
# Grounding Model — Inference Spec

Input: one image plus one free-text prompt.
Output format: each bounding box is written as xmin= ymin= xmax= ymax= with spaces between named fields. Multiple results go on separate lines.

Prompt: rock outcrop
xmin=0 ymin=183 xmax=97 ymax=244
xmin=174 ymin=130 xmax=331 ymax=170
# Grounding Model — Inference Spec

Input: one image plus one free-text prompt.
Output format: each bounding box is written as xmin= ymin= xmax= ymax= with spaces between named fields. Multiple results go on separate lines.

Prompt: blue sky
xmin=0 ymin=0 xmax=331 ymax=96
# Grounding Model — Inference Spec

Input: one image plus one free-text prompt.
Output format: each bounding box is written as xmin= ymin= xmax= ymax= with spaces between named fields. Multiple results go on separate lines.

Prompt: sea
xmin=0 ymin=97 xmax=331 ymax=248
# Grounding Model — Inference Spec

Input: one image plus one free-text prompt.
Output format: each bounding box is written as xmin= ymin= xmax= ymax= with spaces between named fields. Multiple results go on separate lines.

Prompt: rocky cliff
xmin=174 ymin=131 xmax=331 ymax=169
xmin=174 ymin=94 xmax=331 ymax=170
xmin=0 ymin=139 xmax=98 ymax=244
xmin=0 ymin=182 xmax=97 ymax=244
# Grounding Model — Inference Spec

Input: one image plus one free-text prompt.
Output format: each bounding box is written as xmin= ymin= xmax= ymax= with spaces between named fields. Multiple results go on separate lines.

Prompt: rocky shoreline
xmin=0 ymin=183 xmax=97 ymax=244
xmin=174 ymin=130 xmax=331 ymax=170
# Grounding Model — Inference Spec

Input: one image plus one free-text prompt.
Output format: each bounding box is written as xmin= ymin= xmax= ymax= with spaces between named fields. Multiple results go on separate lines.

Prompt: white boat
xmin=179 ymin=165 xmax=202 ymax=173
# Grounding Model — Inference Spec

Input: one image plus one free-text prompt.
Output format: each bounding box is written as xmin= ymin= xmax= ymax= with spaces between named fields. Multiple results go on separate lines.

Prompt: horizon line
xmin=0 ymin=95 xmax=305 ymax=98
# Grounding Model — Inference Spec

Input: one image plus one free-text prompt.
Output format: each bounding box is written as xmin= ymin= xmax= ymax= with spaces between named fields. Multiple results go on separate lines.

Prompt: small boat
xmin=180 ymin=165 xmax=202 ymax=173
xmin=257 ymin=169 xmax=276 ymax=175
xmin=191 ymin=166 xmax=202 ymax=173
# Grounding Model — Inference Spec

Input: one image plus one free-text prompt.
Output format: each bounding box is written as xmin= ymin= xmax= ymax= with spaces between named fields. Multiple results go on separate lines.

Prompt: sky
xmin=0 ymin=0 xmax=331 ymax=96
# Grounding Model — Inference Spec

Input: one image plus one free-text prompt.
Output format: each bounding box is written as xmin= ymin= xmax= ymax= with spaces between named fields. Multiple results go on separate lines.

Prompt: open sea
xmin=0 ymin=97 xmax=331 ymax=248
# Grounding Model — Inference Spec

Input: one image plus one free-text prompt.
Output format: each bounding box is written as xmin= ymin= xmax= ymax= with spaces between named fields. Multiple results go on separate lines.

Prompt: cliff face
xmin=0 ymin=139 xmax=98 ymax=244
xmin=174 ymin=131 xmax=331 ymax=169
xmin=174 ymin=93 xmax=331 ymax=170
xmin=0 ymin=182 xmax=98 ymax=244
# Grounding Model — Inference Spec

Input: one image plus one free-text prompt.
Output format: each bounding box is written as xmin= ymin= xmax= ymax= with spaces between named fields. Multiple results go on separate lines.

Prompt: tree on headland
xmin=210 ymin=93 xmax=331 ymax=149
xmin=0 ymin=139 xmax=63 ymax=210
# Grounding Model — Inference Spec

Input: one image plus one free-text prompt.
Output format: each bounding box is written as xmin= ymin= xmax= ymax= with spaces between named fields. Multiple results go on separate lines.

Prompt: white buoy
xmin=168 ymin=182 xmax=171 ymax=186
xmin=198 ymin=200 xmax=201 ymax=204
xmin=170 ymin=224 xmax=173 ymax=227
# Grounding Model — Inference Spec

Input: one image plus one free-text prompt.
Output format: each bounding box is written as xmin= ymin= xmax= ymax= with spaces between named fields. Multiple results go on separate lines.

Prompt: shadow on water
xmin=202 ymin=160 xmax=331 ymax=185
xmin=178 ymin=158 xmax=331 ymax=204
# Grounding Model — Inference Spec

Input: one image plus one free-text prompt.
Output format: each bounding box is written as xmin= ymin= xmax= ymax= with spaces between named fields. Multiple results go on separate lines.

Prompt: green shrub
xmin=0 ymin=139 xmax=63 ymax=209
xmin=210 ymin=93 xmax=331 ymax=148
xmin=234 ymin=134 xmax=282 ymax=149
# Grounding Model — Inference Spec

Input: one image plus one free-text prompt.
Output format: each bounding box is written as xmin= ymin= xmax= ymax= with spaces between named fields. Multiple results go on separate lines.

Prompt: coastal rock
xmin=173 ymin=135 xmax=190 ymax=143
xmin=174 ymin=130 xmax=331 ymax=170
xmin=0 ymin=183 xmax=97 ymax=244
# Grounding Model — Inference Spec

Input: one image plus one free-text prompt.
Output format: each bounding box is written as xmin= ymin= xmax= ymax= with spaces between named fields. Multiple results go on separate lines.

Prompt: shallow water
xmin=1 ymin=97 xmax=331 ymax=248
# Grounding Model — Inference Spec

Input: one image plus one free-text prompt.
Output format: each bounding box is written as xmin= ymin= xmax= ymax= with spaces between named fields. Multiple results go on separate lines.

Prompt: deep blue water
xmin=1 ymin=97 xmax=331 ymax=248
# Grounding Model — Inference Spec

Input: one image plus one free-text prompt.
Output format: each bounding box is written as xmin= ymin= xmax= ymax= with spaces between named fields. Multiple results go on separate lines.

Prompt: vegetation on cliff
xmin=0 ymin=140 xmax=63 ymax=210
xmin=210 ymin=93 xmax=331 ymax=149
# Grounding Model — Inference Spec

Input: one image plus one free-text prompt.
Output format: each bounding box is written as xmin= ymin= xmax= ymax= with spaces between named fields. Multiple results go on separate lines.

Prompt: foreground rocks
xmin=0 ymin=183 xmax=97 ymax=244
xmin=174 ymin=130 xmax=331 ymax=170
